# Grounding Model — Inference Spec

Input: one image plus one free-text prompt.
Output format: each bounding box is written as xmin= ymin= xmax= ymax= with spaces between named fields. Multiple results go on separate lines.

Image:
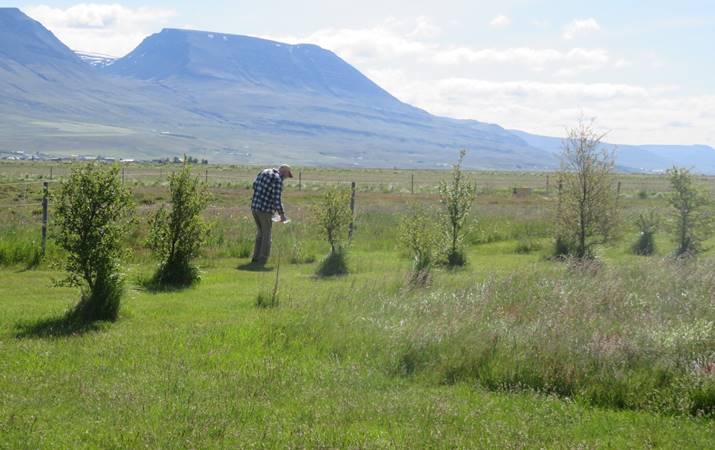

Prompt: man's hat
xmin=279 ymin=164 xmax=293 ymax=178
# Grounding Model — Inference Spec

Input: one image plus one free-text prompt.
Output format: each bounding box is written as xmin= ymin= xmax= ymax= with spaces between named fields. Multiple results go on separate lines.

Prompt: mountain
xmin=511 ymin=130 xmax=715 ymax=173
xmin=105 ymin=28 xmax=398 ymax=104
xmin=97 ymin=28 xmax=553 ymax=168
xmin=1 ymin=7 xmax=712 ymax=172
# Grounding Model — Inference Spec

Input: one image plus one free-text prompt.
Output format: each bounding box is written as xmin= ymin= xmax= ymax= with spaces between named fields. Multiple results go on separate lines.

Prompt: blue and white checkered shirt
xmin=251 ymin=168 xmax=284 ymax=214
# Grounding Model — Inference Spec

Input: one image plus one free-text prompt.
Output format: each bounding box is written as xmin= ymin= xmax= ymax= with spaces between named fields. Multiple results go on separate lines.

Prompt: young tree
xmin=631 ymin=211 xmax=659 ymax=256
xmin=313 ymin=185 xmax=352 ymax=276
xmin=667 ymin=167 xmax=713 ymax=257
xmin=439 ymin=150 xmax=476 ymax=267
xmin=54 ymin=163 xmax=134 ymax=321
xmin=147 ymin=163 xmax=210 ymax=286
xmin=555 ymin=119 xmax=619 ymax=259
xmin=399 ymin=205 xmax=439 ymax=286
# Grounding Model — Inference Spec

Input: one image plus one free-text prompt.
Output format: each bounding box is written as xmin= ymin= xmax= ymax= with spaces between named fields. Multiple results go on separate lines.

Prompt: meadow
xmin=1 ymin=161 xmax=715 ymax=448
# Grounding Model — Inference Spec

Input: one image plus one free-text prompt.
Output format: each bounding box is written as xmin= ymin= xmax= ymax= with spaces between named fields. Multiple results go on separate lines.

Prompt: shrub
xmin=438 ymin=150 xmax=476 ymax=267
xmin=53 ymin=163 xmax=133 ymax=322
xmin=631 ymin=211 xmax=659 ymax=256
xmin=147 ymin=163 xmax=210 ymax=287
xmin=312 ymin=186 xmax=352 ymax=276
xmin=316 ymin=247 xmax=349 ymax=277
xmin=667 ymin=167 xmax=713 ymax=258
xmin=399 ymin=206 xmax=439 ymax=286
xmin=555 ymin=118 xmax=619 ymax=259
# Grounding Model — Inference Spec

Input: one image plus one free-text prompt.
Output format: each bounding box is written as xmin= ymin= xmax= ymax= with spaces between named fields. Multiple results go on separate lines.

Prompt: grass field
xmin=1 ymin=161 xmax=715 ymax=448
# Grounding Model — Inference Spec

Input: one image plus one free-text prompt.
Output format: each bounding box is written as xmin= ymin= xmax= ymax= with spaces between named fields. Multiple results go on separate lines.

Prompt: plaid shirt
xmin=251 ymin=168 xmax=284 ymax=214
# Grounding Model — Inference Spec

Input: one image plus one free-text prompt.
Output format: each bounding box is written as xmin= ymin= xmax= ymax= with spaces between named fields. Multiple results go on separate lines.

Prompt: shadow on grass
xmin=237 ymin=262 xmax=274 ymax=272
xmin=134 ymin=273 xmax=199 ymax=294
xmin=14 ymin=313 xmax=105 ymax=339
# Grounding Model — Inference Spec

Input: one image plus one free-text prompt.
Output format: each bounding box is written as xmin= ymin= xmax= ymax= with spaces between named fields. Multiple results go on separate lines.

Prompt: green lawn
xmin=2 ymin=248 xmax=714 ymax=448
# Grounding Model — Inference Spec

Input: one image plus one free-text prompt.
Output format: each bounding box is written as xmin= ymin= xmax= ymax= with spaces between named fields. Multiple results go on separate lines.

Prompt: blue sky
xmin=8 ymin=0 xmax=715 ymax=146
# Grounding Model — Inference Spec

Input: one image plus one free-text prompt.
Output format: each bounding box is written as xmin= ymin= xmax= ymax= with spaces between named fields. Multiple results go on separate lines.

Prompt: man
xmin=250 ymin=165 xmax=293 ymax=265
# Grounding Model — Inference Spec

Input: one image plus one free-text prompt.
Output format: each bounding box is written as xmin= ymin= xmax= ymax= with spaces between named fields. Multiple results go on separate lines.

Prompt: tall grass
xmin=0 ymin=227 xmax=58 ymax=267
xmin=287 ymin=259 xmax=715 ymax=417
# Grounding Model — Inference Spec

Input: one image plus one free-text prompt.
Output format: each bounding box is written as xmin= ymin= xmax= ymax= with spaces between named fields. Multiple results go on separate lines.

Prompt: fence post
xmin=122 ymin=166 xmax=125 ymax=185
xmin=617 ymin=180 xmax=622 ymax=197
xmin=42 ymin=182 xmax=49 ymax=256
xmin=411 ymin=173 xmax=414 ymax=194
xmin=546 ymin=174 xmax=550 ymax=194
xmin=50 ymin=166 xmax=53 ymax=180
xmin=348 ymin=181 xmax=356 ymax=242
xmin=205 ymin=169 xmax=208 ymax=184
xmin=298 ymin=171 xmax=302 ymax=192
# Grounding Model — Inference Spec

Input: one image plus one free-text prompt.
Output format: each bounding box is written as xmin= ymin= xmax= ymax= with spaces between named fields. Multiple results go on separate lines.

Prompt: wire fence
xmin=5 ymin=163 xmax=714 ymax=195
xmin=4 ymin=163 xmax=715 ymax=253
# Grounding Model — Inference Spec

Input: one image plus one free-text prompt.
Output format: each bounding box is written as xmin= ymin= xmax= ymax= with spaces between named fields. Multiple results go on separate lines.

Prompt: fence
xmin=4 ymin=162 xmax=711 ymax=195
xmin=4 ymin=163 xmax=715 ymax=254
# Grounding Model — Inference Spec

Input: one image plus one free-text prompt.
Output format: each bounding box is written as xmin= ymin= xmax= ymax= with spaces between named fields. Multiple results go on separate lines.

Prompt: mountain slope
xmin=98 ymin=28 xmax=553 ymax=168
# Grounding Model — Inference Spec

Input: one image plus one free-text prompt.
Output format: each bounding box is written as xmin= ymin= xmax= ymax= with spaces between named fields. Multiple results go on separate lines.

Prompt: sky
xmin=7 ymin=1 xmax=715 ymax=146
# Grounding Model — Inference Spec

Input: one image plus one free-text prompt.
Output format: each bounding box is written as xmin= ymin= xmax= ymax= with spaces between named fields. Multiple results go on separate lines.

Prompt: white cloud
xmin=371 ymin=74 xmax=714 ymax=146
xmin=25 ymin=3 xmax=176 ymax=56
xmin=407 ymin=16 xmax=441 ymax=38
xmin=271 ymin=19 xmax=615 ymax=76
xmin=432 ymin=47 xmax=611 ymax=74
xmin=562 ymin=18 xmax=601 ymax=40
xmin=489 ymin=15 xmax=512 ymax=29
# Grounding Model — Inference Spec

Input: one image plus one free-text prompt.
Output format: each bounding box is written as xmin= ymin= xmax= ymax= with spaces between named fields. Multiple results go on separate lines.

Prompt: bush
xmin=631 ymin=211 xmax=659 ymax=256
xmin=438 ymin=150 xmax=475 ymax=267
xmin=316 ymin=247 xmax=349 ymax=277
xmin=312 ymin=186 xmax=352 ymax=276
xmin=147 ymin=163 xmax=210 ymax=287
xmin=552 ymin=236 xmax=573 ymax=259
xmin=54 ymin=163 xmax=133 ymax=322
xmin=399 ymin=206 xmax=439 ymax=286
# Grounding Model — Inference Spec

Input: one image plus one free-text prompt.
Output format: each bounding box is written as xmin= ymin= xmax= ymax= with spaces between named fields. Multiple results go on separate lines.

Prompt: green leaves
xmin=147 ymin=163 xmax=210 ymax=286
xmin=312 ymin=186 xmax=352 ymax=254
xmin=54 ymin=163 xmax=133 ymax=320
xmin=438 ymin=150 xmax=476 ymax=267
xmin=667 ymin=167 xmax=714 ymax=257
xmin=555 ymin=119 xmax=618 ymax=259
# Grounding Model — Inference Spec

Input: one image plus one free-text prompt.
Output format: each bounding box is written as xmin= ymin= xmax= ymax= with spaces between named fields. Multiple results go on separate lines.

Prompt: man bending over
xmin=250 ymin=164 xmax=293 ymax=265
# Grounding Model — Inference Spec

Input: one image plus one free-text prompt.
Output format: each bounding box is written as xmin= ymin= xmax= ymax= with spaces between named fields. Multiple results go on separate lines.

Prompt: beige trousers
xmin=251 ymin=210 xmax=273 ymax=263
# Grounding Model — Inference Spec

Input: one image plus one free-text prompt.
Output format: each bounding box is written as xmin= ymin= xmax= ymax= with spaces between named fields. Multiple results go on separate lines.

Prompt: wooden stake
xmin=41 ymin=182 xmax=48 ymax=256
xmin=348 ymin=181 xmax=356 ymax=242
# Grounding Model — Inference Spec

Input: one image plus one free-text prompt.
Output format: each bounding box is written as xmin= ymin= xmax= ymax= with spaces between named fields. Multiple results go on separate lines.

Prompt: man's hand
xmin=280 ymin=213 xmax=287 ymax=223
